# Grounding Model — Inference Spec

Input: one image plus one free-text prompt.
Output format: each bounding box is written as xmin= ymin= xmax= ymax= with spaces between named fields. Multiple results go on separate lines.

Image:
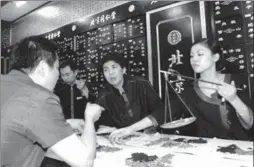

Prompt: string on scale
xmin=159 ymin=69 xmax=196 ymax=129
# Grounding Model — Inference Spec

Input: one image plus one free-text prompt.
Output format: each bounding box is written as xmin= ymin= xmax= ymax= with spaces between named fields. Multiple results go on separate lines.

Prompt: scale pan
xmin=160 ymin=117 xmax=196 ymax=129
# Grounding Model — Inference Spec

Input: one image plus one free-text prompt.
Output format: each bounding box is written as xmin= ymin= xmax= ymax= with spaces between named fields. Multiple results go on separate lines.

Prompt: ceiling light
xmin=78 ymin=17 xmax=89 ymax=23
xmin=15 ymin=1 xmax=27 ymax=8
xmin=37 ymin=6 xmax=58 ymax=18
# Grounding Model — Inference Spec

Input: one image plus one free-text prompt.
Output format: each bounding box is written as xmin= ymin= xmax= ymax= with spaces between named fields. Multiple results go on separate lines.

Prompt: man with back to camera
xmin=55 ymin=58 xmax=95 ymax=120
xmin=1 ymin=35 xmax=104 ymax=167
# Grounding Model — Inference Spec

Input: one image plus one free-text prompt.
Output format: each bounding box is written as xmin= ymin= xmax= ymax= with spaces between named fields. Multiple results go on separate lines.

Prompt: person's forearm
xmin=80 ymin=120 xmax=96 ymax=166
xmin=229 ymin=96 xmax=253 ymax=129
xmin=129 ymin=117 xmax=154 ymax=132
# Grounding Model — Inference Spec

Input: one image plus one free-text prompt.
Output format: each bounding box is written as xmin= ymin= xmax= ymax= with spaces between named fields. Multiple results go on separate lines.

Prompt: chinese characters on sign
xmin=45 ymin=31 xmax=61 ymax=40
xmin=168 ymin=50 xmax=183 ymax=68
xmin=170 ymin=76 xmax=185 ymax=93
xmin=90 ymin=11 xmax=117 ymax=27
xmin=167 ymin=49 xmax=185 ymax=93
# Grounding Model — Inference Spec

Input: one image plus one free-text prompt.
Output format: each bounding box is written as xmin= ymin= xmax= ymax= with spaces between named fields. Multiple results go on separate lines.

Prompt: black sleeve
xmin=143 ymin=80 xmax=190 ymax=125
xmin=141 ymin=80 xmax=165 ymax=125
xmin=94 ymin=91 xmax=116 ymax=129
xmin=232 ymin=74 xmax=254 ymax=138
xmin=53 ymin=83 xmax=67 ymax=105
xmin=231 ymin=74 xmax=253 ymax=109
xmin=85 ymin=82 xmax=96 ymax=102
xmin=54 ymin=82 xmax=66 ymax=93
xmin=87 ymin=92 xmax=96 ymax=103
xmin=53 ymin=83 xmax=69 ymax=119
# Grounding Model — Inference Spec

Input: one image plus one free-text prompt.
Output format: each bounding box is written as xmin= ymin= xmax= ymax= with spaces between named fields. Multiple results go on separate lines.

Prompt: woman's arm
xmin=217 ymin=81 xmax=253 ymax=129
xmin=228 ymin=96 xmax=253 ymax=129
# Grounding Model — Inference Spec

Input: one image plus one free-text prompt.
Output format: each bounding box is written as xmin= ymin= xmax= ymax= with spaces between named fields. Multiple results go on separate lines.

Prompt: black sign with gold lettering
xmin=215 ymin=16 xmax=245 ymax=46
xmin=213 ymin=1 xmax=242 ymax=19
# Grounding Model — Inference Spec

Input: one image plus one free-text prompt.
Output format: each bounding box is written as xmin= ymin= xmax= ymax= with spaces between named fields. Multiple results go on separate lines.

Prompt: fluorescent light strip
xmin=15 ymin=1 xmax=27 ymax=8
xmin=37 ymin=6 xmax=58 ymax=18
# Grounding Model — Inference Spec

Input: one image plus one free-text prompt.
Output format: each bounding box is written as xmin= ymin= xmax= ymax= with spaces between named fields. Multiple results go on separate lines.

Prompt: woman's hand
xmin=217 ymin=81 xmax=237 ymax=102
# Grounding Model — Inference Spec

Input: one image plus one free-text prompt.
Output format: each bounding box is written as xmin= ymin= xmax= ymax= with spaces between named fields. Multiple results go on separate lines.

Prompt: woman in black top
xmin=172 ymin=38 xmax=253 ymax=140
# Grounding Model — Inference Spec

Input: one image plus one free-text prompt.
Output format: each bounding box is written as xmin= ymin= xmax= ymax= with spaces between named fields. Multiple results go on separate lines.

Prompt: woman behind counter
xmin=172 ymin=38 xmax=253 ymax=140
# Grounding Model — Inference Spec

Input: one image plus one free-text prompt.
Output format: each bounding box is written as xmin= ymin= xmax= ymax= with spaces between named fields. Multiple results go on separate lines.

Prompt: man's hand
xmin=85 ymin=103 xmax=104 ymax=123
xmin=75 ymin=79 xmax=86 ymax=90
xmin=96 ymin=125 xmax=117 ymax=135
xmin=109 ymin=126 xmax=135 ymax=145
xmin=75 ymin=79 xmax=89 ymax=98
xmin=66 ymin=119 xmax=85 ymax=134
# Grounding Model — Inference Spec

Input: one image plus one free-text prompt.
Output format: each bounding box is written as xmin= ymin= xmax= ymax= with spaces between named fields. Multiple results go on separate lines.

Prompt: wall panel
xmin=11 ymin=1 xmax=128 ymax=45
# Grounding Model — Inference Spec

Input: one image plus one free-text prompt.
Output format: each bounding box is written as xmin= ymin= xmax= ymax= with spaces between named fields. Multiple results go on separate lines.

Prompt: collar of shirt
xmin=8 ymin=69 xmax=35 ymax=85
xmin=8 ymin=69 xmax=53 ymax=94
xmin=105 ymin=75 xmax=132 ymax=95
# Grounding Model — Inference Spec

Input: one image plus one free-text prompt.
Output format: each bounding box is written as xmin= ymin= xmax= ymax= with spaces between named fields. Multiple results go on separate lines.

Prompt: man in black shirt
xmin=55 ymin=59 xmax=95 ymax=119
xmin=96 ymin=53 xmax=165 ymax=144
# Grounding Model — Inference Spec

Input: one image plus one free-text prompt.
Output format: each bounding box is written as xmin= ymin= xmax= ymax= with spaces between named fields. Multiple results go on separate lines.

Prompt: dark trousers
xmin=40 ymin=157 xmax=70 ymax=167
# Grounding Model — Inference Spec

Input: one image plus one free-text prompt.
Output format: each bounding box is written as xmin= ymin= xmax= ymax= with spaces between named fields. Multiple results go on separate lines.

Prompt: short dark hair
xmin=100 ymin=52 xmax=126 ymax=70
xmin=10 ymin=36 xmax=58 ymax=71
xmin=192 ymin=38 xmax=225 ymax=71
xmin=59 ymin=59 xmax=78 ymax=71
